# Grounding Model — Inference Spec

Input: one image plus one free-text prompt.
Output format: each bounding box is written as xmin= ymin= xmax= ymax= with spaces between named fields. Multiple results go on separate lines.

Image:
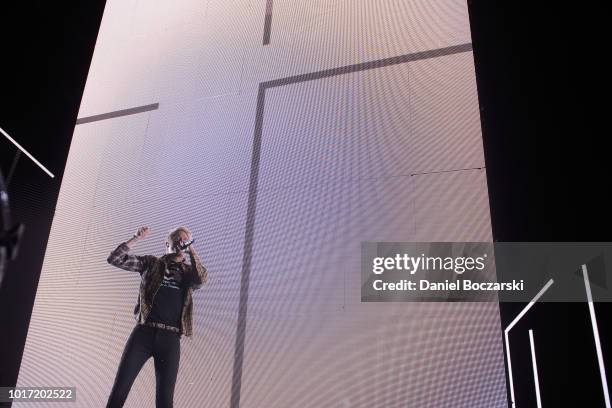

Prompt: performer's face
xmin=167 ymin=230 xmax=192 ymax=261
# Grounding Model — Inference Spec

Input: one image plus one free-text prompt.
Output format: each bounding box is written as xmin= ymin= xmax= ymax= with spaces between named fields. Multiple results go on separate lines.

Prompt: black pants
xmin=107 ymin=324 xmax=181 ymax=407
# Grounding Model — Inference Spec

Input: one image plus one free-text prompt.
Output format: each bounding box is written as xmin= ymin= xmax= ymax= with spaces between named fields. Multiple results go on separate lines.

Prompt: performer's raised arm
xmin=107 ymin=226 xmax=155 ymax=274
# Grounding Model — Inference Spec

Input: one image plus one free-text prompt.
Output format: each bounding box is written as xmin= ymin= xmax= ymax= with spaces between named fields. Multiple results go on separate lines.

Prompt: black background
xmin=469 ymin=2 xmax=608 ymax=406
xmin=0 ymin=1 xmax=109 ymax=401
xmin=0 ymin=1 xmax=608 ymax=406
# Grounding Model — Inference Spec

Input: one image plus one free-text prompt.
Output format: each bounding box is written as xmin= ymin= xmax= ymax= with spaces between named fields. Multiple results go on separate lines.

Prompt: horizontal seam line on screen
xmin=245 ymin=167 xmax=488 ymax=192
xmin=75 ymin=103 xmax=159 ymax=125
xmin=409 ymin=166 xmax=485 ymax=176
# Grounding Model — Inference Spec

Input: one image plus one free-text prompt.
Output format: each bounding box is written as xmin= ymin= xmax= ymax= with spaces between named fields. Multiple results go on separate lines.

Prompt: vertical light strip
xmin=504 ymin=278 xmax=554 ymax=407
xmin=0 ymin=126 xmax=55 ymax=178
xmin=504 ymin=331 xmax=516 ymax=408
xmin=582 ymin=264 xmax=611 ymax=408
xmin=528 ymin=330 xmax=543 ymax=408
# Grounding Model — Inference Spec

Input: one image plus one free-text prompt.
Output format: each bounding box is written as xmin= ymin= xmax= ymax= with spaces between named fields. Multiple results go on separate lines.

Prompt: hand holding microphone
xmin=178 ymin=238 xmax=195 ymax=252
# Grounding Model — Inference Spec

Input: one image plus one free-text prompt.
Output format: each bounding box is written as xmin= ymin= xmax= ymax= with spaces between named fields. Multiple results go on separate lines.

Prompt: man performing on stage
xmin=105 ymin=225 xmax=208 ymax=408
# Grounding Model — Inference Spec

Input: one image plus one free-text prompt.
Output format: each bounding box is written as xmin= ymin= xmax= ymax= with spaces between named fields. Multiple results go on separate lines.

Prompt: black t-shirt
xmin=146 ymin=261 xmax=186 ymax=328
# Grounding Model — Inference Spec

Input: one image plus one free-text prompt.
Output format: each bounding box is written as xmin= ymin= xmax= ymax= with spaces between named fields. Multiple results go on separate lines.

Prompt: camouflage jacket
xmin=106 ymin=242 xmax=208 ymax=337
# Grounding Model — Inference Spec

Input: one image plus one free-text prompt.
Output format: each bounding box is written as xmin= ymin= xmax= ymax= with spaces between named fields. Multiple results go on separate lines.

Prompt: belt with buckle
xmin=142 ymin=321 xmax=180 ymax=333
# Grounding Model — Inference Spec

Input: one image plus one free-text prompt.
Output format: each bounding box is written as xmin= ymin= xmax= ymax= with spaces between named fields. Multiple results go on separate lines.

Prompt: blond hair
xmin=166 ymin=226 xmax=192 ymax=249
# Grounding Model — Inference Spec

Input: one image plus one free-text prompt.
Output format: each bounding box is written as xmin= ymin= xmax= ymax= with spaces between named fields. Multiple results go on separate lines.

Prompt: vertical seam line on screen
xmin=408 ymin=54 xmax=416 ymax=237
xmin=230 ymin=42 xmax=473 ymax=408
xmin=132 ymin=111 xmax=154 ymax=204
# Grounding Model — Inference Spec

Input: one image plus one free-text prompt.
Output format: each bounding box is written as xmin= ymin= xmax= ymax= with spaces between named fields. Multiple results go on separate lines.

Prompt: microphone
xmin=179 ymin=239 xmax=194 ymax=251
